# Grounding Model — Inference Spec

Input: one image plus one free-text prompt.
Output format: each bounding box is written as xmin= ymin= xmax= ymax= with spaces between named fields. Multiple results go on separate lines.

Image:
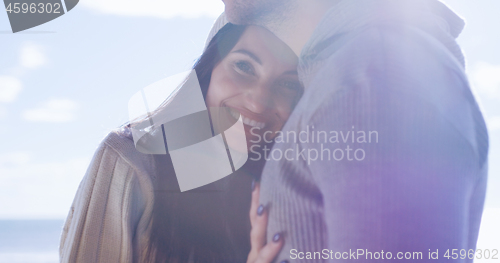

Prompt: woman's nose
xmin=244 ymin=85 xmax=273 ymax=114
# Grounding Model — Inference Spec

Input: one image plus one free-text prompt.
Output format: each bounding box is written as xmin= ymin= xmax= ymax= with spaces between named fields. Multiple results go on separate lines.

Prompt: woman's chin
xmin=223 ymin=122 xmax=249 ymax=154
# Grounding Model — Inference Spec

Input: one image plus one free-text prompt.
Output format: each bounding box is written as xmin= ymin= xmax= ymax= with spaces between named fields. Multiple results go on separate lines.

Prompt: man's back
xmin=259 ymin=1 xmax=489 ymax=262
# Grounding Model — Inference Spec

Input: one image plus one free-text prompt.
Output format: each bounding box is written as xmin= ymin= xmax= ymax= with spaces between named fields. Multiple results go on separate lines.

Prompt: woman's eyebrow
xmin=232 ymin=49 xmax=262 ymax=65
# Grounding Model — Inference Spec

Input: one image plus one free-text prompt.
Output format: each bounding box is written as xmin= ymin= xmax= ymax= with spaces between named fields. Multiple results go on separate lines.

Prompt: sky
xmin=0 ymin=0 xmax=499 ymax=253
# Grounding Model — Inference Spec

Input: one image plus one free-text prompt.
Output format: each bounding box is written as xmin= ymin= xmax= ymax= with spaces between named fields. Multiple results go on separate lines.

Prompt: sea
xmin=0 ymin=211 xmax=498 ymax=263
xmin=0 ymin=220 xmax=63 ymax=263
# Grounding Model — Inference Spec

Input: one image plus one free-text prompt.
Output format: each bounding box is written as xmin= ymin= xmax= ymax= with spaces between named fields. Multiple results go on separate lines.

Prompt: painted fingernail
xmin=251 ymin=179 xmax=256 ymax=191
xmin=273 ymin=233 xmax=281 ymax=242
xmin=257 ymin=205 xmax=265 ymax=216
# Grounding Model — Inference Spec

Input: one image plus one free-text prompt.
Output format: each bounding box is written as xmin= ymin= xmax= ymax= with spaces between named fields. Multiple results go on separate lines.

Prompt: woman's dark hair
xmin=194 ymin=23 xmax=247 ymax=99
xmin=137 ymin=23 xmax=250 ymax=263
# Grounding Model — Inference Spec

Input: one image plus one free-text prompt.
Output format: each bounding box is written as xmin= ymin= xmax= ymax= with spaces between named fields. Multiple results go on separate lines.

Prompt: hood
xmin=301 ymin=0 xmax=466 ymax=67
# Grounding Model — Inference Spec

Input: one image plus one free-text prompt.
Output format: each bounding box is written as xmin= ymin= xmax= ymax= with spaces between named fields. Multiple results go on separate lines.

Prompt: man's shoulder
xmin=310 ymin=24 xmax=467 ymax=98
xmin=325 ymin=24 xmax=464 ymax=73
xmin=301 ymin=25 xmax=487 ymax=165
xmin=308 ymin=24 xmax=473 ymax=118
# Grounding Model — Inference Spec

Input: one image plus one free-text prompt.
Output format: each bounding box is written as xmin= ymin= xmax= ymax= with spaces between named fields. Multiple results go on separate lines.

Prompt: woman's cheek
xmin=207 ymin=64 xmax=235 ymax=103
xmin=207 ymin=80 xmax=234 ymax=106
xmin=217 ymin=73 xmax=244 ymax=96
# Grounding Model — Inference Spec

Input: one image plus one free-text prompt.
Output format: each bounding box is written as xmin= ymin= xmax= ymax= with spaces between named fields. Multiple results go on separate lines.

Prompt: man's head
xmin=222 ymin=0 xmax=340 ymax=56
xmin=222 ymin=0 xmax=291 ymax=26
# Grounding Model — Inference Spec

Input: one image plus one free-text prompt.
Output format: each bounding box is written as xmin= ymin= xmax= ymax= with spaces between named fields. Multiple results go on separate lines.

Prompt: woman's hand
xmin=247 ymin=181 xmax=286 ymax=263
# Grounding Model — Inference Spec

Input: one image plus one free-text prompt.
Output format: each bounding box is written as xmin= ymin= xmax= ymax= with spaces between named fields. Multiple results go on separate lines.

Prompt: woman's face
xmin=206 ymin=25 xmax=302 ymax=151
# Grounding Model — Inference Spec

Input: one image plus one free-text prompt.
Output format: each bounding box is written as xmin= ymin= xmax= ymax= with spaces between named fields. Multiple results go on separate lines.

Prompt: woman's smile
xmin=228 ymin=107 xmax=266 ymax=129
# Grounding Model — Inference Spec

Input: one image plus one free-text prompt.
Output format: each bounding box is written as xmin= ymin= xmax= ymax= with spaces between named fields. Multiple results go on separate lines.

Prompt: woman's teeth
xmin=242 ymin=116 xmax=266 ymax=129
xmin=228 ymin=108 xmax=266 ymax=129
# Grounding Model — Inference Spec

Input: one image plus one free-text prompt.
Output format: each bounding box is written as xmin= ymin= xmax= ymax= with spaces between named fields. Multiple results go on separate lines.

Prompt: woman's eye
xmin=234 ymin=61 xmax=255 ymax=76
xmin=279 ymin=80 xmax=302 ymax=93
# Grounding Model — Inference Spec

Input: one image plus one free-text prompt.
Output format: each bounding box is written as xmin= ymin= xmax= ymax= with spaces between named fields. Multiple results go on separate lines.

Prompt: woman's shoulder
xmin=61 ymin=126 xmax=156 ymax=261
xmin=96 ymin=124 xmax=158 ymax=182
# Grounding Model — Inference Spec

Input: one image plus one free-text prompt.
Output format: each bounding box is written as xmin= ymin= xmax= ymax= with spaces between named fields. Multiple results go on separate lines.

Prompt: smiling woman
xmin=59 ymin=18 xmax=303 ymax=263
